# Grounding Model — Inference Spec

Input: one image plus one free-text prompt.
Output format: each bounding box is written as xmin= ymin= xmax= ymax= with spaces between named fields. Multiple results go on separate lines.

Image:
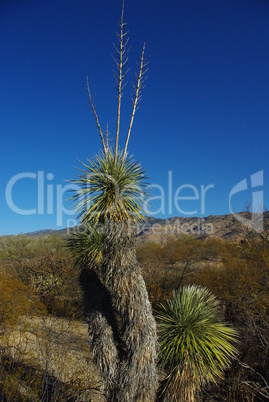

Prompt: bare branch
xmin=238 ymin=360 xmax=269 ymax=399
xmin=86 ymin=76 xmax=107 ymax=154
xmin=123 ymin=43 xmax=147 ymax=158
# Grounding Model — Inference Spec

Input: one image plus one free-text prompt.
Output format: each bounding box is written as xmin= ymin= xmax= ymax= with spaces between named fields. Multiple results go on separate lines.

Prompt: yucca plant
xmin=68 ymin=2 xmax=157 ymax=401
xmin=72 ymin=150 xmax=147 ymax=225
xmin=156 ymin=285 xmax=238 ymax=402
xmin=68 ymin=224 xmax=103 ymax=268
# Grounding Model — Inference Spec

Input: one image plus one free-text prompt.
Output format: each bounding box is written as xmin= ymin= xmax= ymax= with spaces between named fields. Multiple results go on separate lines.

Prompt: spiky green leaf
xmin=70 ymin=150 xmax=147 ymax=224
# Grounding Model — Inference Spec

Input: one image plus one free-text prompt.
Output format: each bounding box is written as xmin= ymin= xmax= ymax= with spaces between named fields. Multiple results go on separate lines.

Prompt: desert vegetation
xmin=0 ymin=226 xmax=268 ymax=401
xmin=139 ymin=228 xmax=269 ymax=401
xmin=1 ymin=1 xmax=268 ymax=401
xmin=0 ymin=234 xmax=103 ymax=401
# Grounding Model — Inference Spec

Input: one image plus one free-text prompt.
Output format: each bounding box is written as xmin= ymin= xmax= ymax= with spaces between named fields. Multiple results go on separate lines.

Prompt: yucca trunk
xmin=83 ymin=222 xmax=157 ymax=401
xmin=158 ymin=363 xmax=196 ymax=402
xmin=80 ymin=269 xmax=120 ymax=400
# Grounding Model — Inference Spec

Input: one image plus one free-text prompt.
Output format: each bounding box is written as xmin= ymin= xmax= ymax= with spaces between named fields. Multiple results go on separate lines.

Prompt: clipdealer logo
xmin=229 ymin=170 xmax=264 ymax=233
xmin=4 ymin=170 xmax=216 ymax=229
xmin=5 ymin=171 xmax=77 ymax=226
xmin=4 ymin=169 xmax=265 ymax=233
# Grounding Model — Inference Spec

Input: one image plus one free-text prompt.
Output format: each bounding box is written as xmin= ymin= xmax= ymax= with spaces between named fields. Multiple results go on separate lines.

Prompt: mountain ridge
xmin=6 ymin=212 xmax=268 ymax=243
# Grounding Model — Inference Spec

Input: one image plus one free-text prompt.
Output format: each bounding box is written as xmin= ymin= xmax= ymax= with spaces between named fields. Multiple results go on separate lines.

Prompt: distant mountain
xmin=15 ymin=212 xmax=268 ymax=243
xmin=136 ymin=212 xmax=268 ymax=243
xmin=26 ymin=228 xmax=67 ymax=237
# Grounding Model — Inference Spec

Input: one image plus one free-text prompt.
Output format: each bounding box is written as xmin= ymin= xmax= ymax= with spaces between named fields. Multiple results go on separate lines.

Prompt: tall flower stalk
xmin=68 ymin=2 xmax=157 ymax=401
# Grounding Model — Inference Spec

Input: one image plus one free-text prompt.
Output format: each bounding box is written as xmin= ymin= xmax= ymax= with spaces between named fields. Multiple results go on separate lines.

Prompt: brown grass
xmin=0 ymin=315 xmax=105 ymax=401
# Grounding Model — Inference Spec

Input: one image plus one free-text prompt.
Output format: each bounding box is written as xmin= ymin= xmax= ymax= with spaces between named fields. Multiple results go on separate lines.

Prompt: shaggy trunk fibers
xmin=157 ymin=364 xmax=195 ymax=402
xmin=80 ymin=269 xmax=120 ymax=400
xmin=82 ymin=223 xmax=158 ymax=401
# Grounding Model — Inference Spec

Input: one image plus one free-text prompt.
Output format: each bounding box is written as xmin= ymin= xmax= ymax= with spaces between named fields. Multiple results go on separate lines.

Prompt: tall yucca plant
xmin=156 ymin=285 xmax=238 ymax=402
xmin=68 ymin=2 xmax=157 ymax=401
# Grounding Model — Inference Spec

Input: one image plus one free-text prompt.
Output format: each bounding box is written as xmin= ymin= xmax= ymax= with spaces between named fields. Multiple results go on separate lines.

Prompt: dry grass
xmin=0 ymin=315 xmax=105 ymax=401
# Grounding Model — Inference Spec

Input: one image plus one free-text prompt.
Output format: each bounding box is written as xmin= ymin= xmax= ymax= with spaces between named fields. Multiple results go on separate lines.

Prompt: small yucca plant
xmin=156 ymin=285 xmax=238 ymax=402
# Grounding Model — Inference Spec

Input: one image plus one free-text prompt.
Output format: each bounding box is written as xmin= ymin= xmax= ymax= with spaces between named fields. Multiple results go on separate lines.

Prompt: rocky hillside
xmin=19 ymin=212 xmax=269 ymax=243
xmin=136 ymin=212 xmax=268 ymax=243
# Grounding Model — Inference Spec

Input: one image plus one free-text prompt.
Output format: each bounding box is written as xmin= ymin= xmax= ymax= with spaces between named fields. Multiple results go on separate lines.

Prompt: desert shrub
xmin=0 ymin=235 xmax=82 ymax=319
xmin=138 ymin=242 xmax=174 ymax=306
xmin=0 ymin=273 xmax=43 ymax=328
xmin=139 ymin=236 xmax=223 ymax=307
xmin=139 ymin=232 xmax=269 ymax=400
xmin=194 ymin=237 xmax=269 ymax=401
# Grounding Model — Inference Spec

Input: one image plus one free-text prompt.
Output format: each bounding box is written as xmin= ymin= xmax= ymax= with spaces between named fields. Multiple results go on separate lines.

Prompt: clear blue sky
xmin=1 ymin=0 xmax=268 ymax=235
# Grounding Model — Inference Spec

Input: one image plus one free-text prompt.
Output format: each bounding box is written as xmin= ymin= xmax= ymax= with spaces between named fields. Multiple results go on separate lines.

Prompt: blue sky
xmin=1 ymin=0 xmax=268 ymax=235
